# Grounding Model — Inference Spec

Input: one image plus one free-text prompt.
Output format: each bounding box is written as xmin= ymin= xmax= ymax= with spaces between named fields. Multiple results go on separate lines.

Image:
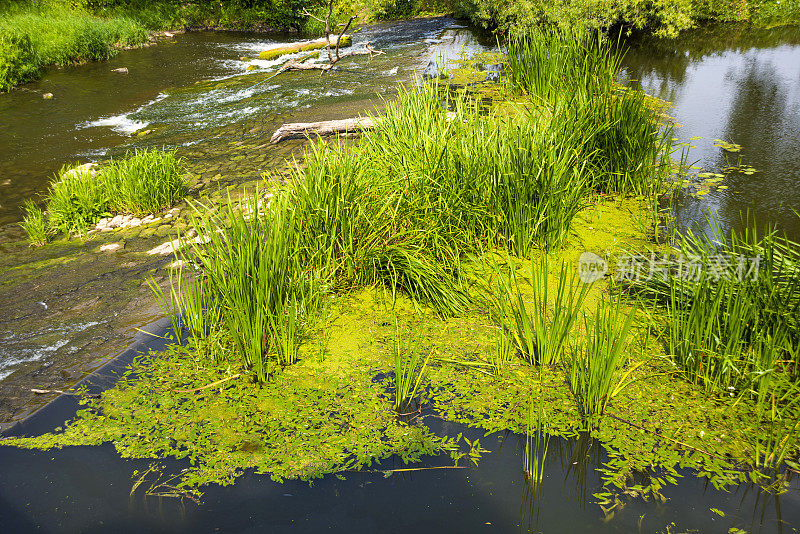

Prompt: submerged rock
xmin=63 ymin=163 xmax=98 ymax=180
xmin=42 ymin=93 xmax=53 ymax=100
xmin=99 ymin=243 xmax=122 ymax=252
xmin=111 ymin=67 xmax=129 ymax=74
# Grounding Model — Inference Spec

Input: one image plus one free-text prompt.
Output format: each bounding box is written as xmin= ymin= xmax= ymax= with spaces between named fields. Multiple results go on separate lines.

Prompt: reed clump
xmin=495 ymin=258 xmax=592 ymax=367
xmin=506 ymin=27 xmax=674 ymax=197
xmin=633 ymin=215 xmax=800 ymax=470
xmin=568 ymin=300 xmax=639 ymax=425
xmin=635 ymin=217 xmax=800 ymax=393
xmin=22 ymin=148 xmax=186 ymax=242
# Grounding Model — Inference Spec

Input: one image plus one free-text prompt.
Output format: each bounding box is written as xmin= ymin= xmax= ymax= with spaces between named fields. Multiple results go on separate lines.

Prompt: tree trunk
xmin=270 ymin=117 xmax=377 ymax=143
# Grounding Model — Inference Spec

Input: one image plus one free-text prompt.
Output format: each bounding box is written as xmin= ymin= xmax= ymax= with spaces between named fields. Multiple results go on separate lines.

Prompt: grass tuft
xmin=20 ymin=199 xmax=50 ymax=246
xmin=21 ymin=148 xmax=186 ymax=241
xmin=569 ymin=299 xmax=639 ymax=424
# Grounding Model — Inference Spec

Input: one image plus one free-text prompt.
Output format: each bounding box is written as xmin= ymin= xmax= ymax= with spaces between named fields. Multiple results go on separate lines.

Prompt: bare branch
xmin=324 ymin=0 xmax=334 ymax=62
xmin=336 ymin=16 xmax=356 ymax=61
xmin=299 ymin=8 xmax=325 ymax=24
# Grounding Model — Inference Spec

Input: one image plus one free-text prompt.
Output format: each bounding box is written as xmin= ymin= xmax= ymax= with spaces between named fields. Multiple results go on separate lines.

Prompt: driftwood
xmin=270 ymin=112 xmax=455 ymax=143
xmin=31 ymin=388 xmax=100 ymax=398
xmin=279 ymin=41 xmax=383 ymax=74
xmin=270 ymin=117 xmax=377 ymax=143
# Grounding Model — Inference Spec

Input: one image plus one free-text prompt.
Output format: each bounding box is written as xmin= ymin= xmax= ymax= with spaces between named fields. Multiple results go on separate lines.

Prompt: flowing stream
xmin=0 ymin=18 xmax=799 ymax=533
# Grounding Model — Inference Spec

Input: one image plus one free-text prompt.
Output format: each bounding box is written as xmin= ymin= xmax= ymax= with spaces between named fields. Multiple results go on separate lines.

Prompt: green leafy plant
xmin=569 ymin=299 xmax=640 ymax=424
xmin=20 ymin=199 xmax=50 ymax=246
xmin=104 ymin=148 xmax=186 ymax=215
xmin=392 ymin=321 xmax=433 ymax=412
xmin=497 ymin=257 xmax=592 ymax=366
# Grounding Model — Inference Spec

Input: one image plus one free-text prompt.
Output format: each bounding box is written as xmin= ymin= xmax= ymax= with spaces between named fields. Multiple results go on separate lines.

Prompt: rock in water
xmin=112 ymin=67 xmax=129 ymax=74
xmin=99 ymin=243 xmax=122 ymax=252
xmin=42 ymin=93 xmax=53 ymax=99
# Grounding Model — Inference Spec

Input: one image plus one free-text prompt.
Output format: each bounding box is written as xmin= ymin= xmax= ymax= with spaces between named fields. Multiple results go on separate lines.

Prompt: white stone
xmin=63 ymin=163 xmax=98 ymax=180
xmin=99 ymin=243 xmax=122 ymax=252
xmin=147 ymin=233 xmax=208 ymax=256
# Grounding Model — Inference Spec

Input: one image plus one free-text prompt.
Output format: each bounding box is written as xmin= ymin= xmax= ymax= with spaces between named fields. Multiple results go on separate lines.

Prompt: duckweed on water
xmin=4 ymin=200 xmax=778 ymax=508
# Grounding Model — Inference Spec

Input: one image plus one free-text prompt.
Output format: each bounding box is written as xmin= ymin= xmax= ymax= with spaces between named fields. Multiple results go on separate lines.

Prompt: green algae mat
xmin=3 ymin=199 xmax=778 ymax=510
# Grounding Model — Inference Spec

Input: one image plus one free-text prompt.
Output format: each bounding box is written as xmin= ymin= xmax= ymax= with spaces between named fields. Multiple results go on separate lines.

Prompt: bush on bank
xmin=453 ymin=0 xmax=800 ymax=36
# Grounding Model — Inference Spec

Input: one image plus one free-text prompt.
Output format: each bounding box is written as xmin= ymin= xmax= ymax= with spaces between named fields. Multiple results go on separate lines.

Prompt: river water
xmin=623 ymin=24 xmax=800 ymax=241
xmin=0 ymin=17 xmax=799 ymax=533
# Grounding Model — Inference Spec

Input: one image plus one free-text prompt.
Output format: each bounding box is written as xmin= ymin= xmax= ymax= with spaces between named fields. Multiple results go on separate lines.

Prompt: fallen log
xmin=270 ymin=117 xmax=377 ymax=143
xmin=258 ymin=34 xmax=351 ymax=61
xmin=270 ymin=111 xmax=455 ymax=143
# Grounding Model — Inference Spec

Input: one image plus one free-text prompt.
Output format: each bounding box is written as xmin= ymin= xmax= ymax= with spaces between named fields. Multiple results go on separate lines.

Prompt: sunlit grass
xmin=0 ymin=1 xmax=148 ymax=91
xmin=569 ymin=299 xmax=639 ymax=424
xmin=104 ymin=149 xmax=186 ymax=215
xmin=496 ymin=258 xmax=592 ymax=367
xmin=21 ymin=149 xmax=186 ymax=241
xmin=19 ymin=199 xmax=49 ymax=246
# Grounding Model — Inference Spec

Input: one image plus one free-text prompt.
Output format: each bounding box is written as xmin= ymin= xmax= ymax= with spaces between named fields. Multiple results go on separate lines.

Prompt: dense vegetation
xmin=22 ymin=148 xmax=186 ymax=242
xmin=4 ymin=4 xmax=800 ymax=516
xmin=455 ymin=0 xmax=800 ymax=37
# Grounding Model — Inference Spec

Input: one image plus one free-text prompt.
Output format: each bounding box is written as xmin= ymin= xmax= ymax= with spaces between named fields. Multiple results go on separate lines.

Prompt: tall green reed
xmin=392 ymin=321 xmax=432 ymax=412
xmin=497 ymin=258 xmax=592 ymax=366
xmin=184 ymin=193 xmax=316 ymax=381
xmin=633 ymin=214 xmax=800 ymax=393
xmin=747 ymin=370 xmax=800 ymax=471
xmin=523 ymin=395 xmax=550 ymax=483
xmin=506 ymin=26 xmax=621 ymax=106
xmin=505 ymin=27 xmax=674 ymax=197
xmin=104 ymin=148 xmax=185 ymax=215
xmin=569 ymin=300 xmax=639 ymax=423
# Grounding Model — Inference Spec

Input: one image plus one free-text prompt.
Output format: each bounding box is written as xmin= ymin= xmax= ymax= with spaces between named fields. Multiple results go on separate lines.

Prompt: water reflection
xmin=624 ymin=24 xmax=800 ymax=241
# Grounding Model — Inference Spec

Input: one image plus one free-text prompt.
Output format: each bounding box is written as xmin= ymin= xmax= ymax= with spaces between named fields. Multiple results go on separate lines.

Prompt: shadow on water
xmin=2 ymin=408 xmax=799 ymax=532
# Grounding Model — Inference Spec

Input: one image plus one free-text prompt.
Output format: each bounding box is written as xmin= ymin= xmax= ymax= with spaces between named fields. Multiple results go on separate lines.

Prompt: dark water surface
xmin=2 ymin=398 xmax=799 ymax=533
xmin=1 ymin=18 xmax=800 ymax=534
xmin=622 ymin=24 xmax=800 ymax=241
